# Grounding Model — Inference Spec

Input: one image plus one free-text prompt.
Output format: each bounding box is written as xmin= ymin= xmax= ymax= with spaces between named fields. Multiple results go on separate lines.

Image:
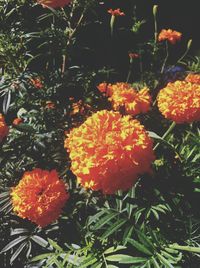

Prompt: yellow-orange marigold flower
xmin=65 ymin=110 xmax=155 ymax=194
xmin=185 ymin=73 xmax=200 ymax=84
xmin=0 ymin=113 xmax=9 ymax=142
xmin=108 ymin=8 xmax=125 ymax=16
xmin=158 ymin=29 xmax=182 ymax=44
xmin=37 ymin=0 xmax=72 ymax=8
xmin=106 ymin=82 xmax=152 ymax=116
xmin=157 ymin=81 xmax=200 ymax=123
xmin=11 ymin=169 xmax=69 ymax=227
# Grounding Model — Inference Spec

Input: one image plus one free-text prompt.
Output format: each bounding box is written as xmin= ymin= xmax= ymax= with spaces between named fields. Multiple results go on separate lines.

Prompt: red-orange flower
xmin=158 ymin=29 xmax=182 ymax=44
xmin=185 ymin=73 xmax=200 ymax=84
xmin=37 ymin=0 xmax=72 ymax=8
xmin=13 ymin=118 xmax=23 ymax=126
xmin=65 ymin=110 xmax=155 ymax=194
xmin=101 ymin=82 xmax=152 ymax=116
xmin=108 ymin=8 xmax=125 ymax=16
xmin=129 ymin=53 xmax=140 ymax=59
xmin=0 ymin=113 xmax=9 ymax=142
xmin=30 ymin=77 xmax=43 ymax=89
xmin=11 ymin=169 xmax=69 ymax=227
xmin=157 ymin=81 xmax=200 ymax=123
xmin=97 ymin=82 xmax=112 ymax=96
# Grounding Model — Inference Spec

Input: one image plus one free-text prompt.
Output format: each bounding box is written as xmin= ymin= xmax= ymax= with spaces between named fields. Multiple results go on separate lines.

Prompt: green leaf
xmin=31 ymin=253 xmax=53 ymax=262
xmin=104 ymin=246 xmax=126 ymax=255
xmin=91 ymin=211 xmax=118 ymax=231
xmin=106 ymin=254 xmax=147 ymax=264
xmin=157 ymin=253 xmax=174 ymax=268
xmin=10 ymin=241 xmax=27 ymax=264
xmin=127 ymin=238 xmax=152 ymax=256
xmin=101 ymin=218 xmax=127 ymax=240
xmin=1 ymin=236 xmax=28 ymax=253
xmin=31 ymin=235 xmax=49 ymax=248
xmin=79 ymin=256 xmax=98 ymax=268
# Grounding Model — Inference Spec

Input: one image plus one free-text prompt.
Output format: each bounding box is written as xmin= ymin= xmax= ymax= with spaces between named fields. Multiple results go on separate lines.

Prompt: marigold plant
xmin=65 ymin=110 xmax=155 ymax=194
xmin=0 ymin=113 xmax=9 ymax=142
xmin=11 ymin=169 xmax=69 ymax=227
xmin=157 ymin=81 xmax=200 ymax=123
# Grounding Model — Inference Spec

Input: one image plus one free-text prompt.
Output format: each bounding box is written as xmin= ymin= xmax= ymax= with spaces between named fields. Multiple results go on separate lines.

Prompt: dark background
xmin=72 ymin=0 xmax=200 ymax=80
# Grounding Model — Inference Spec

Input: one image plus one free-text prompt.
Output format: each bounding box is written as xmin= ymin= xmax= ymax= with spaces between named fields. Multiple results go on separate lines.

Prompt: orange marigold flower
xmin=13 ymin=118 xmax=23 ymax=126
xmin=11 ymin=169 xmax=69 ymax=227
xmin=158 ymin=29 xmax=182 ymax=44
xmin=37 ymin=0 xmax=72 ymax=8
xmin=185 ymin=73 xmax=200 ymax=84
xmin=30 ymin=77 xmax=43 ymax=89
xmin=108 ymin=8 xmax=125 ymax=16
xmin=157 ymin=81 xmax=200 ymax=123
xmin=97 ymin=82 xmax=112 ymax=96
xmin=107 ymin=82 xmax=152 ymax=116
xmin=0 ymin=113 xmax=9 ymax=142
xmin=65 ymin=110 xmax=155 ymax=194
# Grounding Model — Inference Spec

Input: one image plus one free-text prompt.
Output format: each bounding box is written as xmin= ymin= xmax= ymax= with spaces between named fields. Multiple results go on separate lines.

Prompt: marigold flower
xmin=11 ymin=169 xmax=69 ymax=227
xmin=108 ymin=8 xmax=125 ymax=16
xmin=37 ymin=0 xmax=72 ymax=8
xmin=185 ymin=73 xmax=200 ymax=84
xmin=65 ymin=110 xmax=155 ymax=194
xmin=97 ymin=82 xmax=112 ymax=96
xmin=157 ymin=81 xmax=200 ymax=123
xmin=0 ymin=113 xmax=9 ymax=142
xmin=158 ymin=29 xmax=182 ymax=44
xmin=13 ymin=118 xmax=23 ymax=126
xmin=30 ymin=77 xmax=43 ymax=89
xmin=106 ymin=82 xmax=152 ymax=116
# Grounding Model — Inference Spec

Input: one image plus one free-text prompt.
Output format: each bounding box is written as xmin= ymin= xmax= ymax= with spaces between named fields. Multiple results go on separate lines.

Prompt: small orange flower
xmin=13 ymin=118 xmax=23 ymax=126
xmin=45 ymin=101 xmax=56 ymax=109
xmin=0 ymin=113 xmax=9 ymax=142
xmin=100 ymin=82 xmax=152 ymax=116
xmin=129 ymin=53 xmax=140 ymax=59
xmin=158 ymin=29 xmax=182 ymax=44
xmin=30 ymin=78 xmax=43 ymax=89
xmin=108 ymin=8 xmax=125 ymax=16
xmin=37 ymin=0 xmax=72 ymax=8
xmin=157 ymin=81 xmax=200 ymax=123
xmin=65 ymin=110 xmax=155 ymax=194
xmin=11 ymin=169 xmax=69 ymax=227
xmin=185 ymin=73 xmax=200 ymax=84
xmin=97 ymin=82 xmax=112 ymax=96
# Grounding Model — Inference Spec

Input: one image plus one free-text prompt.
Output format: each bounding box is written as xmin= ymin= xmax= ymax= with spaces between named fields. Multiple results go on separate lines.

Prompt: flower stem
xmin=154 ymin=121 xmax=176 ymax=150
xmin=177 ymin=39 xmax=192 ymax=64
xmin=161 ymin=41 xmax=169 ymax=74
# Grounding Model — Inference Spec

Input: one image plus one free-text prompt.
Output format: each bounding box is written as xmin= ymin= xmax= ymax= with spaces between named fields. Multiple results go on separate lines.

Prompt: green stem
xmin=154 ymin=121 xmax=176 ymax=150
xmin=161 ymin=41 xmax=169 ymax=74
xmin=126 ymin=62 xmax=133 ymax=83
xmin=177 ymin=39 xmax=192 ymax=64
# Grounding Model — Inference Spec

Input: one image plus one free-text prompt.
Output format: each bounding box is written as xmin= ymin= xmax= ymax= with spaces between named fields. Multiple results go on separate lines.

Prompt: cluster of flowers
xmin=1 ymin=0 xmax=200 ymax=228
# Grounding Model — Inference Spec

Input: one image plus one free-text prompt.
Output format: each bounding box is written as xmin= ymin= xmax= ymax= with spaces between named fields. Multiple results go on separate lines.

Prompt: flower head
xmin=65 ymin=110 xmax=155 ymax=194
xmin=108 ymin=8 xmax=125 ymax=16
xmin=30 ymin=77 xmax=43 ymax=89
xmin=0 ymin=114 xmax=9 ymax=142
xmin=101 ymin=82 xmax=152 ymax=116
xmin=158 ymin=29 xmax=182 ymax=44
xmin=11 ymin=169 xmax=69 ymax=227
xmin=185 ymin=73 xmax=200 ymax=84
xmin=129 ymin=53 xmax=140 ymax=59
xmin=157 ymin=81 xmax=200 ymax=123
xmin=13 ymin=118 xmax=23 ymax=126
xmin=37 ymin=0 xmax=72 ymax=8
